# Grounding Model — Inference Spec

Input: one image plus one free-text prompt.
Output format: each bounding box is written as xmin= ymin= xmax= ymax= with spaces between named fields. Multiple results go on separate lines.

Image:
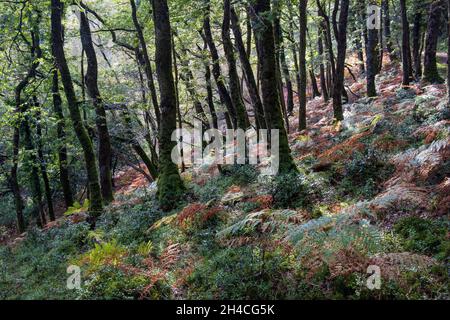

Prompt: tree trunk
xmin=378 ymin=6 xmax=384 ymax=74
xmin=332 ymin=0 xmax=350 ymax=121
xmin=130 ymin=0 xmax=160 ymax=126
xmin=273 ymin=0 xmax=295 ymax=115
xmin=400 ymin=0 xmax=413 ymax=86
xmin=23 ymin=115 xmax=46 ymax=227
xmin=447 ymin=0 xmax=450 ymax=109
xmin=222 ymin=0 xmax=250 ymax=129
xmin=412 ymin=3 xmax=425 ymax=80
xmin=423 ymin=0 xmax=445 ymax=84
xmin=367 ymin=2 xmax=379 ymax=97
xmin=52 ymin=70 xmax=74 ymax=209
xmin=299 ymin=0 xmax=308 ymax=130
xmin=382 ymin=0 xmax=398 ymax=62
xmin=318 ymin=28 xmax=329 ymax=101
xmin=253 ymin=0 xmax=297 ymax=174
xmin=202 ymin=40 xmax=219 ymax=130
xmin=79 ymin=11 xmax=114 ymax=204
xmin=272 ymin=1 xmax=290 ymax=134
xmin=122 ymin=108 xmax=159 ymax=180
xmin=51 ymin=0 xmax=103 ymax=221
xmin=172 ymin=39 xmax=187 ymax=174
xmin=310 ymin=69 xmax=320 ymax=98
xmin=10 ymin=124 xmax=25 ymax=232
xmin=351 ymin=15 xmax=365 ymax=75
xmin=176 ymin=50 xmax=209 ymax=129
xmin=230 ymin=8 xmax=266 ymax=129
xmin=34 ymin=97 xmax=55 ymax=221
xmin=203 ymin=1 xmax=237 ymax=129
xmin=318 ymin=2 xmax=338 ymax=100
xmin=11 ymin=97 xmax=25 ymax=232
xmin=152 ymin=0 xmax=184 ymax=211
xmin=10 ymin=15 xmax=44 ymax=231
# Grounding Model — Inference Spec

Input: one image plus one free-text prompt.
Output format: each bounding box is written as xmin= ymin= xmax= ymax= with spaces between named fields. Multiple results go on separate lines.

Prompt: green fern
xmin=64 ymin=199 xmax=90 ymax=216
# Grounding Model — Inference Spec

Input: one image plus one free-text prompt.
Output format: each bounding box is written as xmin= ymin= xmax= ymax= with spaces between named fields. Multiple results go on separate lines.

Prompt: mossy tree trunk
xmin=79 ymin=10 xmax=114 ymax=204
xmin=51 ymin=0 xmax=103 ymax=221
xmin=34 ymin=97 xmax=55 ymax=221
xmin=152 ymin=0 xmax=184 ymax=211
xmin=11 ymin=14 xmax=44 ymax=231
xmin=51 ymin=70 xmax=74 ymax=209
xmin=298 ymin=0 xmax=308 ymax=130
xmin=252 ymin=0 xmax=297 ymax=174
xmin=10 ymin=124 xmax=25 ymax=233
xmin=22 ymin=115 xmax=46 ymax=227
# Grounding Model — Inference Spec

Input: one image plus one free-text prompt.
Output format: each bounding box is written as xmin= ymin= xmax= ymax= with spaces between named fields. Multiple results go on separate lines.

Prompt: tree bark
xmin=130 ymin=0 xmax=160 ymax=126
xmin=10 ymin=123 xmax=25 ymax=232
xmin=79 ymin=11 xmax=114 ymax=204
xmin=412 ymin=3 xmax=425 ymax=79
xmin=310 ymin=69 xmax=320 ymax=98
xmin=253 ymin=0 xmax=297 ymax=173
xmin=22 ymin=115 xmax=46 ymax=227
xmin=447 ymin=0 xmax=450 ymax=109
xmin=10 ymin=14 xmax=44 ymax=231
xmin=51 ymin=0 xmax=103 ymax=221
xmin=332 ymin=0 xmax=350 ymax=121
xmin=34 ymin=97 xmax=55 ymax=221
xmin=202 ymin=40 xmax=219 ymax=130
xmin=318 ymin=26 xmax=329 ymax=101
xmin=367 ymin=1 xmax=379 ymax=97
xmin=400 ymin=0 xmax=413 ymax=86
xmin=122 ymin=108 xmax=158 ymax=180
xmin=152 ymin=0 xmax=184 ymax=211
xmin=230 ymin=8 xmax=266 ymax=129
xmin=382 ymin=0 xmax=398 ymax=62
xmin=52 ymin=70 xmax=74 ymax=209
xmin=273 ymin=0 xmax=295 ymax=116
xmin=272 ymin=1 xmax=290 ymax=133
xmin=299 ymin=0 xmax=308 ymax=130
xmin=423 ymin=0 xmax=445 ymax=84
xmin=222 ymin=0 xmax=250 ymax=129
xmin=203 ymin=0 xmax=237 ymax=129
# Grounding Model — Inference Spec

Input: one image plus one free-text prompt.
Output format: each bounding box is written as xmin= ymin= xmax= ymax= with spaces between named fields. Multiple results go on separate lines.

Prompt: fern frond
xmin=369 ymin=183 xmax=429 ymax=212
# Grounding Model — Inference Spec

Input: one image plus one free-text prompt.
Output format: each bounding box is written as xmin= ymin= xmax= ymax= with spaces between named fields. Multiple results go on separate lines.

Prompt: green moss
xmin=157 ymin=167 xmax=185 ymax=212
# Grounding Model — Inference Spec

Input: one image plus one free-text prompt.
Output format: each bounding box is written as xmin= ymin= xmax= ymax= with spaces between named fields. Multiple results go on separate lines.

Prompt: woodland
xmin=0 ymin=0 xmax=449 ymax=300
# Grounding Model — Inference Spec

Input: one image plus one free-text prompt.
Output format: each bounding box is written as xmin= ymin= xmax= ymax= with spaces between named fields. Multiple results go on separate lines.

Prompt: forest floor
xmin=0 ymin=58 xmax=449 ymax=300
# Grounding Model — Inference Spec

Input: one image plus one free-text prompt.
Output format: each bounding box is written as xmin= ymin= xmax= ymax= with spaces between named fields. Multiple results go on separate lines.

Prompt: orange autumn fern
xmin=177 ymin=203 xmax=207 ymax=226
xmin=317 ymin=130 xmax=372 ymax=163
xmin=177 ymin=203 xmax=223 ymax=228
xmin=245 ymin=195 xmax=273 ymax=211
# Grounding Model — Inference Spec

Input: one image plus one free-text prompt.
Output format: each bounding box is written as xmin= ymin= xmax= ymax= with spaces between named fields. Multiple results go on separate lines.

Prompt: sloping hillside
xmin=1 ymin=61 xmax=448 ymax=300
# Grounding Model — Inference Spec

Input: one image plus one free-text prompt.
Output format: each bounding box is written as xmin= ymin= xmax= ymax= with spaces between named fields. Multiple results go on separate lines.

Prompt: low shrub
xmin=394 ymin=217 xmax=449 ymax=260
xmin=268 ymin=173 xmax=310 ymax=209
xmin=336 ymin=148 xmax=394 ymax=199
xmin=220 ymin=164 xmax=259 ymax=186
